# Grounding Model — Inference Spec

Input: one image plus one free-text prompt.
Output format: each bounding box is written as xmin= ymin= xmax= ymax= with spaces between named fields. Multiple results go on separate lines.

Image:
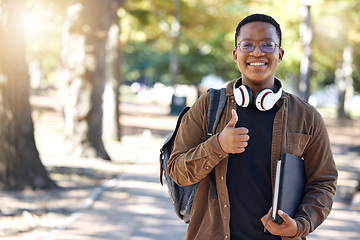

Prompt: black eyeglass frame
xmin=236 ymin=41 xmax=281 ymax=53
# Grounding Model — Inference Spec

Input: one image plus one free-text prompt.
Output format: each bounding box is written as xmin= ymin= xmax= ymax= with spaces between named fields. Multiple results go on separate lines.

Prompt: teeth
xmin=249 ymin=62 xmax=265 ymax=66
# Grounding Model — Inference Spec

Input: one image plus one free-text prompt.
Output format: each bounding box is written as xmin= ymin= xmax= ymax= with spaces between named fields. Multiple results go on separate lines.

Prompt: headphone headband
xmin=234 ymin=77 xmax=282 ymax=91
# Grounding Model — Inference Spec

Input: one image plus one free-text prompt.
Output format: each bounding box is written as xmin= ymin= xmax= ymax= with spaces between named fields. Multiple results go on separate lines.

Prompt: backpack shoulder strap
xmin=207 ymin=88 xmax=227 ymax=199
xmin=207 ymin=88 xmax=227 ymax=138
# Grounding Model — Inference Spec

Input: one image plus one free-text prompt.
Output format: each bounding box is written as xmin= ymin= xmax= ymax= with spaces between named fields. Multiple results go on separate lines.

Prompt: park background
xmin=1 ymin=0 xmax=360 ymax=239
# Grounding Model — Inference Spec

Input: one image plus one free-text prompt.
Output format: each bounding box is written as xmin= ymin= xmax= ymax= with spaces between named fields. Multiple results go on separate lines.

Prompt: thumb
xmin=278 ymin=210 xmax=291 ymax=223
xmin=226 ymin=109 xmax=238 ymax=128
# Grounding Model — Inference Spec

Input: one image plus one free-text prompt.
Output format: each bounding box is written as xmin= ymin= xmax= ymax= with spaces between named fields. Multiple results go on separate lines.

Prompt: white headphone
xmin=233 ymin=77 xmax=283 ymax=111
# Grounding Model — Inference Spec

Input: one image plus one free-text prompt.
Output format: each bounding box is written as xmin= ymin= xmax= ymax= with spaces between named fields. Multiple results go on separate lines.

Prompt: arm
xmin=168 ymin=95 xmax=249 ymax=187
xmin=292 ymin=114 xmax=338 ymax=237
xmin=262 ymin=110 xmax=337 ymax=238
xmin=168 ymin=93 xmax=227 ymax=186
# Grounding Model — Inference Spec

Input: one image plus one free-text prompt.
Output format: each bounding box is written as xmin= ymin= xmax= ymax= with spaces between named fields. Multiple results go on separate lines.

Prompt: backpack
xmin=159 ymin=88 xmax=227 ymax=223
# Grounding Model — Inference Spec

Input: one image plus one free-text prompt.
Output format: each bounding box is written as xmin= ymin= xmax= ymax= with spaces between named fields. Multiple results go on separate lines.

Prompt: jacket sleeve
xmin=291 ymin=110 xmax=338 ymax=238
xmin=168 ymin=92 xmax=228 ymax=187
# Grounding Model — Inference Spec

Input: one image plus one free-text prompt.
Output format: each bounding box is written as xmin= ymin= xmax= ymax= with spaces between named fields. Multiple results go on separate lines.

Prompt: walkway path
xmin=307 ymin=143 xmax=360 ymax=240
xmin=50 ymin=136 xmax=188 ymax=240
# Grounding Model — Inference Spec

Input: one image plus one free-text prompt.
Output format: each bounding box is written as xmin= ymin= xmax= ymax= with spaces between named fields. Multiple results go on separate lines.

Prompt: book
xmin=272 ymin=153 xmax=306 ymax=224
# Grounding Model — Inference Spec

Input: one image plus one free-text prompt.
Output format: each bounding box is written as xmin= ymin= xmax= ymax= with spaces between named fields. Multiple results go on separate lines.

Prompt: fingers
xmin=262 ymin=209 xmax=298 ymax=237
xmin=230 ymin=127 xmax=250 ymax=152
xmin=261 ymin=208 xmax=273 ymax=233
xmin=219 ymin=133 xmax=249 ymax=154
xmin=218 ymin=109 xmax=250 ymax=154
xmin=232 ymin=145 xmax=247 ymax=154
xmin=267 ymin=207 xmax=273 ymax=216
xmin=261 ymin=207 xmax=272 ymax=225
xmin=264 ymin=210 xmax=298 ymax=237
xmin=233 ymin=127 xmax=250 ymax=136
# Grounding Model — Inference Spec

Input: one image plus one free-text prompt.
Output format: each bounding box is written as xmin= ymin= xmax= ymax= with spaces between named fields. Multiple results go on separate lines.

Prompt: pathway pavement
xmin=307 ymin=143 xmax=360 ymax=240
xmin=50 ymin=136 xmax=188 ymax=240
xmin=48 ymin=135 xmax=360 ymax=240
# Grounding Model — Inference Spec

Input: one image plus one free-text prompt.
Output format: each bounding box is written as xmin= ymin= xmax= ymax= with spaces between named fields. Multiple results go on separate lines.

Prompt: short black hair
xmin=235 ymin=14 xmax=282 ymax=47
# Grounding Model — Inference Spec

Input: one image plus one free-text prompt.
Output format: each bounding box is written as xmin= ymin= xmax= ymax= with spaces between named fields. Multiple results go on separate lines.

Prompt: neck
xmin=242 ymin=78 xmax=276 ymax=94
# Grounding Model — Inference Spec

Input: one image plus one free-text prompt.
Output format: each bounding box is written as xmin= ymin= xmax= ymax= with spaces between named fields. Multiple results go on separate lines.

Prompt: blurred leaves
xmin=24 ymin=0 xmax=360 ymax=92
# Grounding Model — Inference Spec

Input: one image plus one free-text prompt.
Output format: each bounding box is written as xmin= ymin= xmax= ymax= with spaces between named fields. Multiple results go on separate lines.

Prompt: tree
xmin=311 ymin=0 xmax=360 ymax=118
xmin=103 ymin=1 xmax=125 ymax=141
xmin=59 ymin=0 xmax=124 ymax=160
xmin=169 ymin=0 xmax=180 ymax=87
xmin=336 ymin=45 xmax=354 ymax=119
xmin=298 ymin=2 xmax=313 ymax=101
xmin=0 ymin=0 xmax=57 ymax=190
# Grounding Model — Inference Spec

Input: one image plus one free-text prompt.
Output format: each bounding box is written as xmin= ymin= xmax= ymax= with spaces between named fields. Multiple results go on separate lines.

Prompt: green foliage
xmin=120 ymin=0 xmax=307 ymax=87
xmin=24 ymin=0 xmax=360 ymax=94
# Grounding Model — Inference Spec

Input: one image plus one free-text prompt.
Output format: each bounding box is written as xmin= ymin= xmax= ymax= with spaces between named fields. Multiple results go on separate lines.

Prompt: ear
xmin=278 ymin=48 xmax=284 ymax=63
xmin=233 ymin=48 xmax=238 ymax=62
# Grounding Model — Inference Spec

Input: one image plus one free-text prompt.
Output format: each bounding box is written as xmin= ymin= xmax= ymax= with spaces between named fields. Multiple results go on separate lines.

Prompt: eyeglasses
xmin=236 ymin=41 xmax=280 ymax=53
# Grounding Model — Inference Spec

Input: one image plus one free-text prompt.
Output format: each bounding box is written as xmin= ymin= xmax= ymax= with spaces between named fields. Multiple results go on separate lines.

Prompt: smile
xmin=248 ymin=62 xmax=267 ymax=66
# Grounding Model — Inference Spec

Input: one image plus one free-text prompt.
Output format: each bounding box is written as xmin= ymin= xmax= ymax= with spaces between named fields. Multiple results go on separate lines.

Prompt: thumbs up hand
xmin=218 ymin=109 xmax=249 ymax=154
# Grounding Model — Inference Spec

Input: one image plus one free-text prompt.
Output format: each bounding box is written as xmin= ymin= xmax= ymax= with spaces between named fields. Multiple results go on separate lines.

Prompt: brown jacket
xmin=168 ymin=79 xmax=337 ymax=240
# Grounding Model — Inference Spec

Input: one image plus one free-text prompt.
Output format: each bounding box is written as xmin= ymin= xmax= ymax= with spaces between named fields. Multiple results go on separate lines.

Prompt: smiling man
xmin=168 ymin=14 xmax=337 ymax=240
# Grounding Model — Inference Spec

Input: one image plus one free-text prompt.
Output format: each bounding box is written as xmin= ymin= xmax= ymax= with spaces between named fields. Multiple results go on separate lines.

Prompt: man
xmin=168 ymin=14 xmax=337 ymax=240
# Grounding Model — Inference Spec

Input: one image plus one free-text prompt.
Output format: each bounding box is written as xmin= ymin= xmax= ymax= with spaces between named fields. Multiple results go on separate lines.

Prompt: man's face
xmin=233 ymin=22 xmax=284 ymax=88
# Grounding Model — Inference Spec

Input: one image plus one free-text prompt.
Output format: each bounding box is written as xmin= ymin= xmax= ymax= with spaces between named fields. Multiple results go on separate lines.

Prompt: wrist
xmin=217 ymin=133 xmax=227 ymax=153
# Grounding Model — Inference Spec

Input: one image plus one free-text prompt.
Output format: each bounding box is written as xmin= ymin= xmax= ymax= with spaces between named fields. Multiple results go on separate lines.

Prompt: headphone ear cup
xmin=234 ymin=85 xmax=252 ymax=107
xmin=255 ymin=89 xmax=276 ymax=111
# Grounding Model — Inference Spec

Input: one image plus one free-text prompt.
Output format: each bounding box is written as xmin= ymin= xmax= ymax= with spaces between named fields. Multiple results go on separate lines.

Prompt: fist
xmin=218 ymin=109 xmax=249 ymax=154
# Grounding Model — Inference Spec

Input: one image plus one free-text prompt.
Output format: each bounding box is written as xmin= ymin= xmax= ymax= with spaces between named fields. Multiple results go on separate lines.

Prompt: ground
xmin=1 ymin=97 xmax=176 ymax=239
xmin=0 ymin=95 xmax=359 ymax=239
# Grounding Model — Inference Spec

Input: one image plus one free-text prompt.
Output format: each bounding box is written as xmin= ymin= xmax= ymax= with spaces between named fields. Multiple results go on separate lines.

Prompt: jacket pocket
xmin=287 ymin=132 xmax=311 ymax=157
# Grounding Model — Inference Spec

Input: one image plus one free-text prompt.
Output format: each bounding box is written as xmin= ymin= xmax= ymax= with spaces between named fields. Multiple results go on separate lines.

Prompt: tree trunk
xmin=336 ymin=45 xmax=354 ymax=119
xmin=59 ymin=0 xmax=118 ymax=160
xmin=0 ymin=0 xmax=57 ymax=190
xmin=170 ymin=0 xmax=180 ymax=87
xmin=291 ymin=74 xmax=299 ymax=96
xmin=299 ymin=3 xmax=313 ymax=102
xmin=103 ymin=2 xmax=123 ymax=141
